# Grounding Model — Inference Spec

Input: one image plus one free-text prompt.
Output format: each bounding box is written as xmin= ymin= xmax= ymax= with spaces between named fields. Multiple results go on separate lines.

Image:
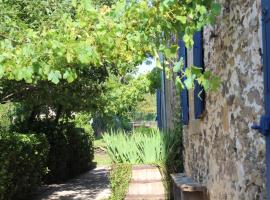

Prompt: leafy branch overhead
xmin=0 ymin=0 xmax=221 ymax=91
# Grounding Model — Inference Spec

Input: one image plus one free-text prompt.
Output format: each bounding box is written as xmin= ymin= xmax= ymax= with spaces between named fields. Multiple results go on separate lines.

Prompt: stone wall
xmin=183 ymin=0 xmax=267 ymax=199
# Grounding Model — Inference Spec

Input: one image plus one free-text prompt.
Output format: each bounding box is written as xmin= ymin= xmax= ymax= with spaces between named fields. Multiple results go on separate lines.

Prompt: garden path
xmin=34 ymin=167 xmax=111 ymax=200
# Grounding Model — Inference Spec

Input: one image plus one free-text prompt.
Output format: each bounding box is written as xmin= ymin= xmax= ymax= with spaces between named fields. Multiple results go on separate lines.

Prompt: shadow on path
xmin=34 ymin=167 xmax=111 ymax=200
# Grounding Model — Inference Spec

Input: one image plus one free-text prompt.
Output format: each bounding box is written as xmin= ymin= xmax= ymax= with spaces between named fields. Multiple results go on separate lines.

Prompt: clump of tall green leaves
xmin=103 ymin=129 xmax=180 ymax=165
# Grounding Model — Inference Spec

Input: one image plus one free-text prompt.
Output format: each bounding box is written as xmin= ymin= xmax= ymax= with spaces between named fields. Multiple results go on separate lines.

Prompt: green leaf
xmin=72 ymin=0 xmax=77 ymax=7
xmin=176 ymin=16 xmax=187 ymax=24
xmin=184 ymin=77 xmax=194 ymax=89
xmin=77 ymin=46 xmax=93 ymax=64
xmin=48 ymin=70 xmax=62 ymax=84
xmin=183 ymin=34 xmax=194 ymax=48
xmin=66 ymin=51 xmax=73 ymax=63
xmin=209 ymin=76 xmax=221 ymax=91
xmin=0 ymin=65 xmax=4 ymax=79
xmin=196 ymin=5 xmax=207 ymax=15
xmin=211 ymin=3 xmax=221 ymax=15
xmin=173 ymin=58 xmax=184 ymax=73
xmin=63 ymin=70 xmax=77 ymax=83
xmin=191 ymin=66 xmax=202 ymax=76
xmin=81 ymin=0 xmax=93 ymax=11
xmin=170 ymin=45 xmax=178 ymax=54
xmin=0 ymin=55 xmax=5 ymax=63
xmin=175 ymin=76 xmax=184 ymax=91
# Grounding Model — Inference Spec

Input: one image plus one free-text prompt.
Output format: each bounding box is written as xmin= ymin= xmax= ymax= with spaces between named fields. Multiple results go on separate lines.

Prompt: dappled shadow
xmin=34 ymin=167 xmax=110 ymax=200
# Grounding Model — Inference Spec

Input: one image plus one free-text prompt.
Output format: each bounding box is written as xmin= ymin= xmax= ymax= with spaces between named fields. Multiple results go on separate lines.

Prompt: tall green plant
xmin=103 ymin=129 xmax=180 ymax=165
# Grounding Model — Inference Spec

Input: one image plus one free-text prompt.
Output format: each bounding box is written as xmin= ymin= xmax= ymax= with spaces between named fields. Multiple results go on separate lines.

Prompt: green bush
xmin=41 ymin=123 xmax=94 ymax=183
xmin=28 ymin=121 xmax=95 ymax=183
xmin=109 ymin=164 xmax=132 ymax=200
xmin=0 ymin=132 xmax=49 ymax=200
xmin=12 ymin=114 xmax=95 ymax=183
xmin=66 ymin=126 xmax=95 ymax=177
xmin=44 ymin=124 xmax=69 ymax=183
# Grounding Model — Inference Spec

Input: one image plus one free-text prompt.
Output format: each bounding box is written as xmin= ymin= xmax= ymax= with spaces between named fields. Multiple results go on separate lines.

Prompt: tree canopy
xmin=0 ymin=0 xmax=220 ymax=88
xmin=0 ymin=0 xmax=221 ymax=123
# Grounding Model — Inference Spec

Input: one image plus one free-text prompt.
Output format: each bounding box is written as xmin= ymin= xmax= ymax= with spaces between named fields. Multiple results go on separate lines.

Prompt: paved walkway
xmin=35 ymin=167 xmax=111 ymax=200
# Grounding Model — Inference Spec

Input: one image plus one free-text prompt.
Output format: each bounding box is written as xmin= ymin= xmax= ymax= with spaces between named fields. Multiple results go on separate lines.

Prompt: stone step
xmin=126 ymin=165 xmax=166 ymax=200
xmin=125 ymin=194 xmax=167 ymax=200
xmin=131 ymin=165 xmax=163 ymax=181
xmin=127 ymin=181 xmax=165 ymax=195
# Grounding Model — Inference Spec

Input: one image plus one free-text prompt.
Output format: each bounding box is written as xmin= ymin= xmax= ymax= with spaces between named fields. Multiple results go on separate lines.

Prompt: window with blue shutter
xmin=178 ymin=40 xmax=189 ymax=125
xmin=193 ymin=31 xmax=205 ymax=119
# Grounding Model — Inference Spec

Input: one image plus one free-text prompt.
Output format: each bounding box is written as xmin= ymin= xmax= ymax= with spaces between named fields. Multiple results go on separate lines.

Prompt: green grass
xmin=94 ymin=137 xmax=107 ymax=150
xmin=94 ymin=151 xmax=111 ymax=166
xmin=94 ymin=137 xmax=111 ymax=166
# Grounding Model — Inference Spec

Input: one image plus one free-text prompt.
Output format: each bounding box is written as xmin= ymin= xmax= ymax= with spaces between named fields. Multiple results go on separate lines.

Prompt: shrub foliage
xmin=0 ymin=132 xmax=49 ymax=200
xmin=109 ymin=163 xmax=132 ymax=200
xmin=19 ymin=121 xmax=95 ymax=183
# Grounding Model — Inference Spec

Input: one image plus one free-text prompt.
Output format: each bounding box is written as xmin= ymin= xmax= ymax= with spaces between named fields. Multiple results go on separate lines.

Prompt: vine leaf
xmin=48 ymin=70 xmax=62 ymax=84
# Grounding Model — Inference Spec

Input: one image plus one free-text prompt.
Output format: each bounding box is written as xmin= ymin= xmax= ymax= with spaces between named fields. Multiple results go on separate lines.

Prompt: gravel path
xmin=34 ymin=167 xmax=111 ymax=200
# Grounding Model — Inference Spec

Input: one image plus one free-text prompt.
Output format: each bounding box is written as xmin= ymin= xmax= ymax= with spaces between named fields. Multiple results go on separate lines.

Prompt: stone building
xmin=158 ymin=0 xmax=270 ymax=199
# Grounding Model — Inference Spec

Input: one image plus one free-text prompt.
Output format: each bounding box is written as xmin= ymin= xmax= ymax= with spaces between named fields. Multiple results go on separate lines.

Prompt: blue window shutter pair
xmin=178 ymin=40 xmax=189 ymax=125
xmin=193 ymin=31 xmax=205 ymax=119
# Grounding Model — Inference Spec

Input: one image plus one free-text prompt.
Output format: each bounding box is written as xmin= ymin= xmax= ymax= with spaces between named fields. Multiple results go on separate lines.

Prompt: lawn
xmin=94 ymin=137 xmax=111 ymax=166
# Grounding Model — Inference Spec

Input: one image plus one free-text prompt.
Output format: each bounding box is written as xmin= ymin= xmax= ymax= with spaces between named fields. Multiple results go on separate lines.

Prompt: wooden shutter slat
xmin=179 ymin=40 xmax=189 ymax=125
xmin=193 ymin=31 xmax=205 ymax=119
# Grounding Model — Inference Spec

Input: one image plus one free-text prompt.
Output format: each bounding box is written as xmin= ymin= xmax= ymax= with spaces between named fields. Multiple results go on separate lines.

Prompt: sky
xmin=136 ymin=58 xmax=156 ymax=76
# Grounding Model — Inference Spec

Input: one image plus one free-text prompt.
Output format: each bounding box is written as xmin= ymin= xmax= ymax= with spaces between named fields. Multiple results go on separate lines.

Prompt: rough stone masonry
xmin=183 ymin=0 xmax=267 ymax=199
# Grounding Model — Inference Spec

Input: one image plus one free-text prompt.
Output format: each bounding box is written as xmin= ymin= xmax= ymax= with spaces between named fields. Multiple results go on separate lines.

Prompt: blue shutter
xmin=193 ymin=31 xmax=205 ymax=119
xmin=179 ymin=40 xmax=189 ymax=125
xmin=262 ymin=0 xmax=270 ymax=116
xmin=262 ymin=1 xmax=270 ymax=199
xmin=156 ymin=89 xmax=162 ymax=129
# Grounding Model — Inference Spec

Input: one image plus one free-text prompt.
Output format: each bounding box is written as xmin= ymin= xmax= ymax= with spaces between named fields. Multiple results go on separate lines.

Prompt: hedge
xmin=0 ymin=132 xmax=49 ymax=200
xmin=109 ymin=164 xmax=132 ymax=200
xmin=45 ymin=123 xmax=95 ymax=182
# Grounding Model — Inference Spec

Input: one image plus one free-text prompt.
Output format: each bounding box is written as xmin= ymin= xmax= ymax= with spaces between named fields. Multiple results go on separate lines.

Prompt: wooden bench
xmin=170 ymin=173 xmax=207 ymax=200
